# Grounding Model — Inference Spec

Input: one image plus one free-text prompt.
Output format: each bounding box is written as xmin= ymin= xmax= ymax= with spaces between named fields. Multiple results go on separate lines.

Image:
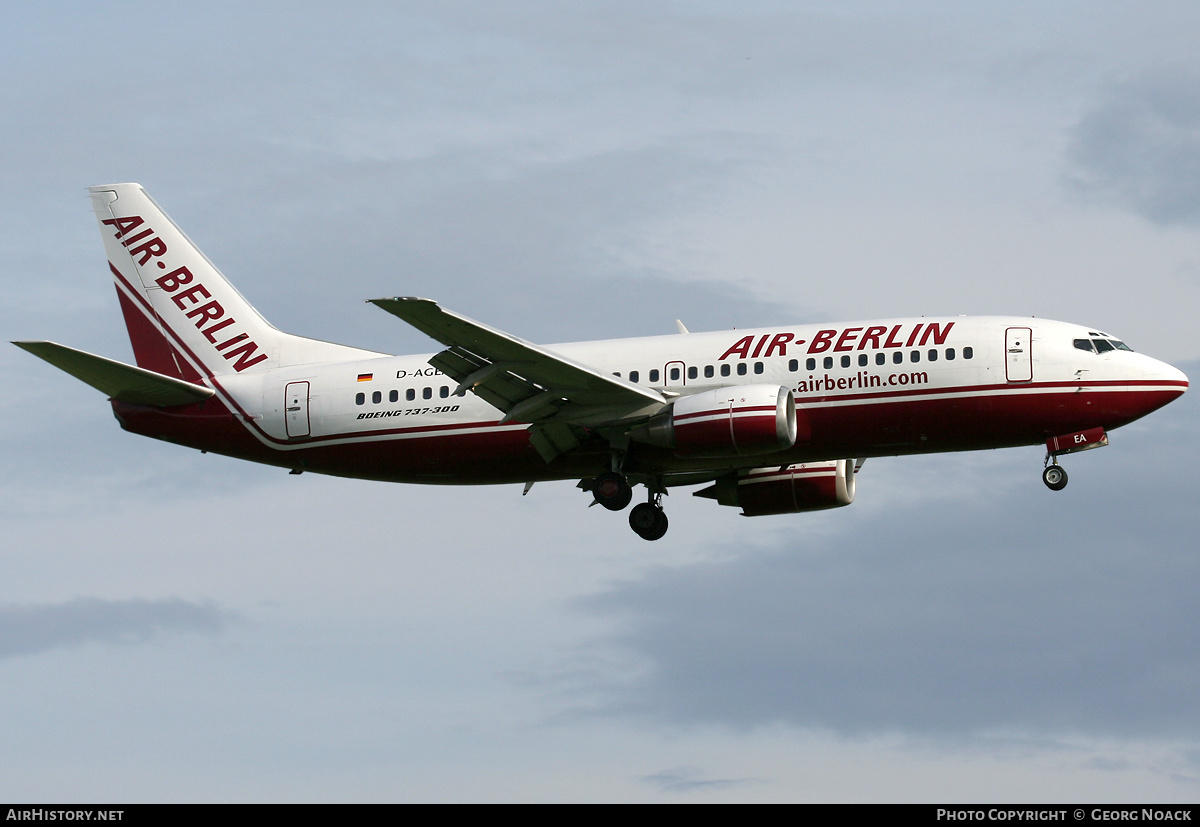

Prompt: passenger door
xmin=1005 ymin=327 xmax=1032 ymax=382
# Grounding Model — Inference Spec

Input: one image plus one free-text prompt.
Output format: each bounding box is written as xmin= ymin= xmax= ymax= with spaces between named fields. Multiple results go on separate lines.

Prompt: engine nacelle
xmin=694 ymin=460 xmax=857 ymax=516
xmin=633 ymin=384 xmax=798 ymax=457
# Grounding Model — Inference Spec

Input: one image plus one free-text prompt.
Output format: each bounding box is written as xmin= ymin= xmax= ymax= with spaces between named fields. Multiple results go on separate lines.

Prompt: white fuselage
xmin=157 ymin=315 xmax=1184 ymax=485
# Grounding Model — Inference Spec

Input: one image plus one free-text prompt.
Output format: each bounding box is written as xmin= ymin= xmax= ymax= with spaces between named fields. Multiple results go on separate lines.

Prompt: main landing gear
xmin=629 ymin=493 xmax=669 ymax=542
xmin=588 ymin=471 xmax=669 ymax=541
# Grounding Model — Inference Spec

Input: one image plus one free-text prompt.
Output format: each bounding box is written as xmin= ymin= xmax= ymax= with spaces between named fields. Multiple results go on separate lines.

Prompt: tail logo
xmin=103 ymin=215 xmax=268 ymax=372
xmin=102 ymin=215 xmax=169 ymax=268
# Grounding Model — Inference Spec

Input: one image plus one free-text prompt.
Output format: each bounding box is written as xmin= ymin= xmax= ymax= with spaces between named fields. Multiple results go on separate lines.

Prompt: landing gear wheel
xmin=1042 ymin=464 xmax=1068 ymax=491
xmin=629 ymin=502 xmax=668 ymax=541
xmin=593 ymin=471 xmax=633 ymax=511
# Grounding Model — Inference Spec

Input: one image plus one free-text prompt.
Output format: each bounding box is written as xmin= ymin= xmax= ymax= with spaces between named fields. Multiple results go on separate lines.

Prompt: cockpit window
xmin=1076 ymin=336 xmax=1134 ymax=354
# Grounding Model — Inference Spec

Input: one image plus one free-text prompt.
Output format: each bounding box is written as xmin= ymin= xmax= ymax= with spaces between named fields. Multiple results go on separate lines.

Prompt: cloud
xmin=1067 ymin=72 xmax=1200 ymax=226
xmin=329 ymin=142 xmax=803 ymax=340
xmin=0 ymin=597 xmax=233 ymax=659
xmin=640 ymin=765 xmax=751 ymax=793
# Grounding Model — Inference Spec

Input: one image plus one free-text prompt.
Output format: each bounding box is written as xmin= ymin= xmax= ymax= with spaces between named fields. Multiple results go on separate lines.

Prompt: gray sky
xmin=2 ymin=1 xmax=1198 ymax=802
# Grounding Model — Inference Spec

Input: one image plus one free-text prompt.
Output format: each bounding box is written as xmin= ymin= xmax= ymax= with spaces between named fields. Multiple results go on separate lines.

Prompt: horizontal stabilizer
xmin=13 ymin=341 xmax=215 ymax=406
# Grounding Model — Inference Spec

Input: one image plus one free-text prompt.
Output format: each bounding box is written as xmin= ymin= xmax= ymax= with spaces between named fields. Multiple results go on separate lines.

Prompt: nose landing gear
xmin=1041 ymin=427 xmax=1108 ymax=491
xmin=1042 ymin=462 xmax=1068 ymax=491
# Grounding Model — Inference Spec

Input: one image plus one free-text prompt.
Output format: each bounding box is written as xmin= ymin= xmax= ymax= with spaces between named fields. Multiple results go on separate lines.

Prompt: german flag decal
xmin=357 ymin=373 xmax=373 ymax=382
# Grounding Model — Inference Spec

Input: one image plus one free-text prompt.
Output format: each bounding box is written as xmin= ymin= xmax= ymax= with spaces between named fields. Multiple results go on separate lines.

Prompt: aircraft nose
xmin=1139 ymin=357 xmax=1188 ymax=414
xmin=1150 ymin=359 xmax=1189 ymax=392
xmin=1113 ymin=355 xmax=1189 ymax=425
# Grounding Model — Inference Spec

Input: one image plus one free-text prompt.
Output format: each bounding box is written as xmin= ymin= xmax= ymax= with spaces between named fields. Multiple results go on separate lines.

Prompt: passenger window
xmin=372 ymin=391 xmax=382 ymax=404
xmin=704 ymin=365 xmax=715 ymax=378
xmin=406 ymin=388 xmax=415 ymax=401
xmin=737 ymin=363 xmax=747 ymax=376
xmin=928 ymin=349 xmax=937 ymax=362
xmin=720 ymin=364 xmax=731 ymax=377
xmin=355 ymin=393 xmax=365 ymax=405
xmin=875 ymin=353 xmax=885 ymax=366
xmin=840 ymin=355 xmax=851 ymax=368
xmin=649 ymin=369 xmax=660 ymax=383
xmin=754 ymin=362 xmax=764 ymax=374
xmin=806 ymin=358 xmax=816 ymax=371
xmin=440 ymin=386 xmax=449 ymax=398
xmin=946 ymin=348 xmax=955 ymax=361
xmin=423 ymin=387 xmax=432 ymax=399
xmin=688 ymin=366 xmax=698 ymax=379
xmin=893 ymin=352 xmax=903 ymax=364
xmin=788 ymin=359 xmax=798 ymax=372
xmin=823 ymin=357 xmax=833 ymax=370
xmin=963 ymin=347 xmax=973 ymax=359
xmin=910 ymin=351 xmax=920 ymax=363
xmin=629 ymin=370 xmax=639 ymax=383
xmin=389 ymin=390 xmax=399 ymax=402
xmin=858 ymin=354 xmax=868 ymax=367
xmin=670 ymin=367 xmax=680 ymax=381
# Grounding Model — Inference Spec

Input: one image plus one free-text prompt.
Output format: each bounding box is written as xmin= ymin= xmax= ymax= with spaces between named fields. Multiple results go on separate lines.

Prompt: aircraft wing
xmin=368 ymin=297 xmax=666 ymax=432
xmin=13 ymin=341 xmax=214 ymax=406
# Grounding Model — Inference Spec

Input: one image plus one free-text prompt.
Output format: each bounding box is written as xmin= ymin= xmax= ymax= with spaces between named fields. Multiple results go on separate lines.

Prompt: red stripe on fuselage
xmin=795 ymin=377 xmax=1188 ymax=406
xmin=112 ymin=384 xmax=1184 ymax=485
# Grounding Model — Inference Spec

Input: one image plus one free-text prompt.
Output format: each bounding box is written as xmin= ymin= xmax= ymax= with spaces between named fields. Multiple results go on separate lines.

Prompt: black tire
xmin=629 ymin=503 xmax=668 ymax=540
xmin=1042 ymin=465 xmax=1068 ymax=491
xmin=593 ymin=471 xmax=633 ymax=511
xmin=645 ymin=509 xmax=668 ymax=541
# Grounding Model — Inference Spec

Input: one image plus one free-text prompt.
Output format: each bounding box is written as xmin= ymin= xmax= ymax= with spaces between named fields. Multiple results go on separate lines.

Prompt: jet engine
xmin=694 ymin=460 xmax=857 ymax=516
xmin=632 ymin=384 xmax=798 ymax=457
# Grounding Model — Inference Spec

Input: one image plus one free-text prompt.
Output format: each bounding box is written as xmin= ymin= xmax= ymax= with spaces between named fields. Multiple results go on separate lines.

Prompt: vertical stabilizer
xmin=90 ymin=183 xmax=380 ymax=379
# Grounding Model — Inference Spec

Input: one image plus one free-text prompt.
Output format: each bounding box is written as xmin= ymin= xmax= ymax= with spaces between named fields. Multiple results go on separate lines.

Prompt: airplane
xmin=14 ymin=183 xmax=1190 ymax=540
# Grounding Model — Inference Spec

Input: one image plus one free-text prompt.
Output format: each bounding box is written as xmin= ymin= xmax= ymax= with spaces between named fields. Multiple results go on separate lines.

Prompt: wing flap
xmin=14 ymin=341 xmax=215 ymax=407
xmin=528 ymin=423 xmax=587 ymax=463
xmin=427 ymin=347 xmax=538 ymax=413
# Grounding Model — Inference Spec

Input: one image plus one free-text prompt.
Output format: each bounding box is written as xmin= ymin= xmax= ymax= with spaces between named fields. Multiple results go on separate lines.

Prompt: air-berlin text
xmin=103 ymin=216 xmax=268 ymax=371
xmin=101 ymin=214 xmax=166 ymax=266
xmin=719 ymin=323 xmax=954 ymax=360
